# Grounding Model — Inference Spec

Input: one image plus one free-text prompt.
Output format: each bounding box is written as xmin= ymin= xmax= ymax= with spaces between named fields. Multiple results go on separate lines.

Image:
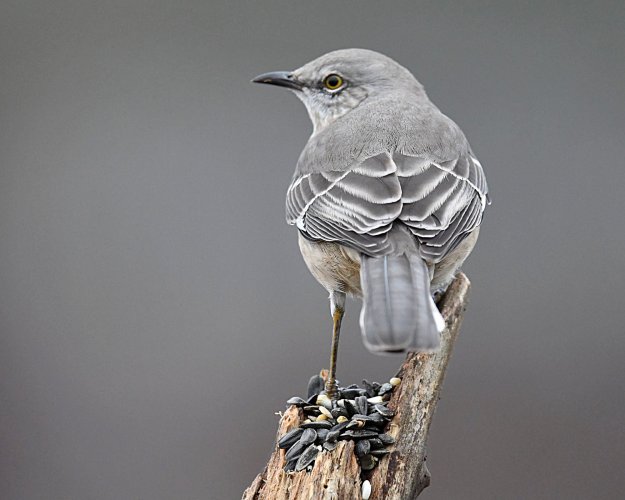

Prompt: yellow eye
xmin=323 ymin=74 xmax=344 ymax=91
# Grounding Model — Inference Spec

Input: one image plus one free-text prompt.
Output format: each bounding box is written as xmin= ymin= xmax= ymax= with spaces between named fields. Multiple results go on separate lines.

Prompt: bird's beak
xmin=252 ymin=71 xmax=303 ymax=91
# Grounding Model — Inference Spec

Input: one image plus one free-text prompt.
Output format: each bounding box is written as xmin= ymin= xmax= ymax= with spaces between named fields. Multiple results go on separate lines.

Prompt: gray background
xmin=1 ymin=1 xmax=624 ymax=499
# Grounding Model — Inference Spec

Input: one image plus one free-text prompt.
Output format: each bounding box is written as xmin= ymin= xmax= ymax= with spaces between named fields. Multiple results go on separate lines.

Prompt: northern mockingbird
xmin=253 ymin=49 xmax=489 ymax=398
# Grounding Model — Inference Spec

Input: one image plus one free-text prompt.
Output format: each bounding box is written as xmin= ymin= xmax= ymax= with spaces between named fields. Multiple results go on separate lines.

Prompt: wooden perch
xmin=243 ymin=273 xmax=471 ymax=500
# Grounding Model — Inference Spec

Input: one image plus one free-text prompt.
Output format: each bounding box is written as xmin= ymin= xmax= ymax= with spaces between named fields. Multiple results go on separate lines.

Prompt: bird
xmin=253 ymin=49 xmax=489 ymax=398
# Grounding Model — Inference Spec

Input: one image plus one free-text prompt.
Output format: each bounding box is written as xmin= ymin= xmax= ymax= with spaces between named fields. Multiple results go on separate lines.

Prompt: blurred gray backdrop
xmin=1 ymin=1 xmax=624 ymax=499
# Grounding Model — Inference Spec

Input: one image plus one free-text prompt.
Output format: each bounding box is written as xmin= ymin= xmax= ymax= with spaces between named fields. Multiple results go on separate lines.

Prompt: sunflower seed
xmin=284 ymin=458 xmax=298 ymax=472
xmin=307 ymin=375 xmax=325 ymax=399
xmin=366 ymin=413 xmax=386 ymax=426
xmin=295 ymin=444 xmax=319 ymax=471
xmin=361 ymin=379 xmax=376 ymax=398
xmin=378 ymin=383 xmax=393 ymax=396
xmin=331 ymin=407 xmax=349 ymax=419
xmin=326 ymin=429 xmax=340 ymax=442
xmin=344 ymin=400 xmax=358 ymax=417
xmin=299 ymin=428 xmax=317 ymax=446
xmin=368 ymin=437 xmax=384 ymax=449
xmin=360 ymin=454 xmax=378 ymax=471
xmin=341 ymin=388 xmax=364 ymax=399
xmin=370 ymin=448 xmax=390 ymax=456
xmin=330 ymin=421 xmax=349 ymax=433
xmin=351 ymin=413 xmax=375 ymax=422
xmin=285 ymin=441 xmax=306 ymax=462
xmin=355 ymin=395 xmax=368 ymax=415
xmin=286 ymin=396 xmax=307 ymax=407
xmin=355 ymin=439 xmax=371 ymax=457
xmin=346 ymin=419 xmax=365 ymax=430
xmin=300 ymin=420 xmax=332 ymax=430
xmin=341 ymin=429 xmax=379 ymax=439
xmin=323 ymin=440 xmax=338 ymax=451
xmin=378 ymin=433 xmax=395 ymax=445
xmin=278 ymin=428 xmax=304 ymax=449
xmin=315 ymin=428 xmax=329 ymax=443
xmin=374 ymin=404 xmax=395 ymax=418
xmin=389 ymin=377 xmax=401 ymax=387
xmin=367 ymin=396 xmax=384 ymax=405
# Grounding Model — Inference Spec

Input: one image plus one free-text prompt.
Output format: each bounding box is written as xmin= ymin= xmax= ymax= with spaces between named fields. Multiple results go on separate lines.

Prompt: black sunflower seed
xmin=346 ymin=419 xmax=366 ymax=430
xmin=360 ymin=454 xmax=377 ymax=471
xmin=355 ymin=439 xmax=371 ymax=457
xmin=368 ymin=437 xmax=384 ymax=449
xmin=278 ymin=428 xmax=304 ymax=449
xmin=344 ymin=400 xmax=358 ymax=417
xmin=315 ymin=428 xmax=329 ymax=443
xmin=340 ymin=388 xmax=364 ymax=399
xmin=378 ymin=433 xmax=396 ymax=445
xmin=325 ymin=429 xmax=340 ymax=442
xmin=285 ymin=441 xmax=306 ymax=462
xmin=361 ymin=380 xmax=376 ymax=398
xmin=378 ymin=383 xmax=393 ymax=396
xmin=370 ymin=449 xmax=390 ymax=456
xmin=355 ymin=395 xmax=368 ymax=416
xmin=284 ymin=458 xmax=298 ymax=472
xmin=329 ymin=421 xmax=349 ymax=434
xmin=300 ymin=420 xmax=332 ymax=430
xmin=351 ymin=413 xmax=375 ymax=422
xmin=307 ymin=375 xmax=325 ymax=399
xmin=366 ymin=413 xmax=387 ymax=426
xmin=295 ymin=445 xmax=319 ymax=471
xmin=299 ymin=428 xmax=317 ymax=446
xmin=331 ymin=407 xmax=349 ymax=419
xmin=323 ymin=440 xmax=338 ymax=451
xmin=286 ymin=396 xmax=307 ymax=407
xmin=341 ymin=429 xmax=379 ymax=439
xmin=374 ymin=404 xmax=395 ymax=418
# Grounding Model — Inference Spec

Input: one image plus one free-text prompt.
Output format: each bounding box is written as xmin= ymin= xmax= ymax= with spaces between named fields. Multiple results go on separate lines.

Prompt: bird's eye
xmin=323 ymin=74 xmax=344 ymax=91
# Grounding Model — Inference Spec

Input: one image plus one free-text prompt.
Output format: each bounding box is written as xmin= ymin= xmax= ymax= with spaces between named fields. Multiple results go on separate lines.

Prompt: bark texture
xmin=242 ymin=273 xmax=471 ymax=500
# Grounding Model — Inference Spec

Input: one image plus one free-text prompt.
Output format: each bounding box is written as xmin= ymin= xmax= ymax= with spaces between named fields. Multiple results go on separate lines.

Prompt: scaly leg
xmin=325 ymin=291 xmax=345 ymax=399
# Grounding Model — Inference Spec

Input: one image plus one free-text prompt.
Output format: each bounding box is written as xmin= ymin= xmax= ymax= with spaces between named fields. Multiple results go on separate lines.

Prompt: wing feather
xmin=286 ymin=151 xmax=488 ymax=260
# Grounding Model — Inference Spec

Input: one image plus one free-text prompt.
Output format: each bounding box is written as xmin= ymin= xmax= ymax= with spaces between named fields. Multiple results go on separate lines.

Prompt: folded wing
xmin=286 ymin=152 xmax=488 ymax=260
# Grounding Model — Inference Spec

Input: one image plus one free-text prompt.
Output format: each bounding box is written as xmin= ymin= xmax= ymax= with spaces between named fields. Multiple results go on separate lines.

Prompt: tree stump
xmin=243 ymin=273 xmax=471 ymax=500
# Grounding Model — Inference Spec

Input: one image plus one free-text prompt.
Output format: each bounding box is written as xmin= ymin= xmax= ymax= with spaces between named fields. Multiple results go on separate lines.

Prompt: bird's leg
xmin=325 ymin=291 xmax=345 ymax=400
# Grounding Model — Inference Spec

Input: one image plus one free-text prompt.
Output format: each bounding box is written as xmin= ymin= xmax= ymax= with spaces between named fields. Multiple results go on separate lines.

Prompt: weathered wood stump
xmin=243 ymin=273 xmax=471 ymax=500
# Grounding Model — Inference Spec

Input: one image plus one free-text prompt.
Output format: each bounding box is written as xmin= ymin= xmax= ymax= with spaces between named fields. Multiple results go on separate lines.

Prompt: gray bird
xmin=253 ymin=49 xmax=489 ymax=398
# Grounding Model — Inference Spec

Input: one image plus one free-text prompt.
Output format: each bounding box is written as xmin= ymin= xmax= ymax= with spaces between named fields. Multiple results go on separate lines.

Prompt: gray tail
xmin=359 ymin=254 xmax=445 ymax=353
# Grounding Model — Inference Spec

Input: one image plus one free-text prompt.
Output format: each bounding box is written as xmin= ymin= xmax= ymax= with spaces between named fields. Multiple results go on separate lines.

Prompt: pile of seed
xmin=278 ymin=374 xmax=401 ymax=474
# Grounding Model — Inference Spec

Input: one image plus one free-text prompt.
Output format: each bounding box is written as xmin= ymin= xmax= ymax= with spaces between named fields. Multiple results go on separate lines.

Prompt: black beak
xmin=252 ymin=71 xmax=303 ymax=91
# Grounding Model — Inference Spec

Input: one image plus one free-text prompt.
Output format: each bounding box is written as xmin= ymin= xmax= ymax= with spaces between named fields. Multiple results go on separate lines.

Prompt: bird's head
xmin=253 ymin=48 xmax=423 ymax=132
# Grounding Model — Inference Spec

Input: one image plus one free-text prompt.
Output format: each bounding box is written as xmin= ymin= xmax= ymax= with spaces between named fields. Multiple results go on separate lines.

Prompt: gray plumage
xmin=254 ymin=48 xmax=489 ymax=354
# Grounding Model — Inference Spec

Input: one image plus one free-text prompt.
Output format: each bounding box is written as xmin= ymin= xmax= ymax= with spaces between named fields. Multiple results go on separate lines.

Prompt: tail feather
xmin=359 ymin=254 xmax=444 ymax=353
